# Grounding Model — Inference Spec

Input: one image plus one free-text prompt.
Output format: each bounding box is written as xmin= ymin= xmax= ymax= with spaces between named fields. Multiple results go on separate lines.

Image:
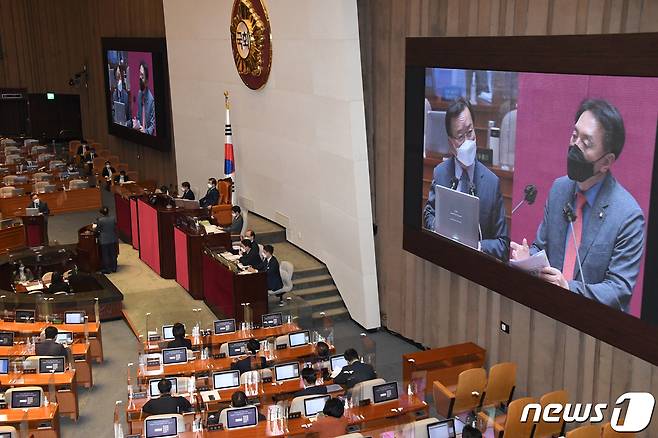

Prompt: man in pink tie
xmin=511 ymin=99 xmax=644 ymax=312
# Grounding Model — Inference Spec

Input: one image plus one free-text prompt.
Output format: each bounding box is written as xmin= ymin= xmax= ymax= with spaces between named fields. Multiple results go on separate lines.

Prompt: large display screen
xmin=403 ymin=34 xmax=658 ymax=365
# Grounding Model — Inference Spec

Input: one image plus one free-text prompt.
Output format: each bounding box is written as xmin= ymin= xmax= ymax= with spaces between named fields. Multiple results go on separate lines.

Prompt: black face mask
xmin=139 ymin=78 xmax=146 ymax=91
xmin=567 ymin=145 xmax=606 ymax=182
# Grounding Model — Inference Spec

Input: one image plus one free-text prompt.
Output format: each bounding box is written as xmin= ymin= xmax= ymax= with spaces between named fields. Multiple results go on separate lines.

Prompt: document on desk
xmin=25 ymin=283 xmax=44 ymax=291
xmin=510 ymin=250 xmax=549 ymax=275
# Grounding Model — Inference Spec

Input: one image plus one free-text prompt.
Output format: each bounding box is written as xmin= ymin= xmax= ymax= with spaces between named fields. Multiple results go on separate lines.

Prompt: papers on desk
xmin=222 ymin=252 xmax=240 ymax=262
xmin=20 ymin=282 xmax=44 ymax=291
xmin=202 ymin=223 xmax=225 ymax=234
xmin=510 ymin=250 xmax=549 ymax=275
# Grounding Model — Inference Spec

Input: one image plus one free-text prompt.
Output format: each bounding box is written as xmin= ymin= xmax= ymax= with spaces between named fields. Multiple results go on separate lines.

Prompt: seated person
xmin=180 ymin=181 xmax=195 ymax=200
xmin=166 ymin=322 xmax=192 ymax=349
xmin=462 ymin=425 xmax=483 ymax=438
xmin=251 ymin=245 xmax=284 ymax=303
xmin=101 ymin=161 xmax=115 ymax=190
xmin=311 ymin=341 xmax=331 ymax=377
xmin=46 ymin=271 xmax=70 ymax=294
xmin=113 ymin=170 xmax=131 ymax=184
xmin=230 ymin=338 xmax=267 ymax=374
xmin=199 ymin=178 xmax=219 ymax=208
xmin=229 ymin=390 xmax=266 ymax=421
xmin=76 ymin=142 xmax=88 ymax=158
xmin=332 ymin=348 xmax=376 ymax=388
xmin=142 ymin=378 xmax=192 ymax=415
xmin=292 ymin=367 xmax=328 ymax=398
xmin=13 ymin=262 xmax=34 ymax=283
xmin=239 ymin=239 xmax=262 ymax=267
xmin=305 ymin=397 xmax=349 ymax=438
xmin=241 ymin=229 xmax=256 ymax=244
xmin=36 ymin=326 xmax=69 ymax=358
xmin=224 ymin=206 xmax=243 ymax=233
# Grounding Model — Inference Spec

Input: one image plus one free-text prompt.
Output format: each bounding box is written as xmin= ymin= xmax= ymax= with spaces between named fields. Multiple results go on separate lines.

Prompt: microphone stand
xmin=564 ymin=204 xmax=587 ymax=289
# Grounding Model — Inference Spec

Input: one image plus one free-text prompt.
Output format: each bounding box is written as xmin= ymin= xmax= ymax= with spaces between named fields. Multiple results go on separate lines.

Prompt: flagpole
xmin=224 ymin=91 xmax=236 ymax=205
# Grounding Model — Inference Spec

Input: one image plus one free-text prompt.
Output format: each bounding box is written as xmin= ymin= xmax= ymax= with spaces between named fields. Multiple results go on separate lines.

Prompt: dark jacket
xmin=332 ymin=361 xmax=377 ymax=388
xmin=114 ymin=174 xmax=131 ymax=184
xmin=96 ymin=215 xmax=118 ymax=245
xmin=102 ymin=166 xmax=116 ymax=179
xmin=47 ymin=281 xmax=70 ymax=294
xmin=142 ymin=394 xmax=191 ymax=415
xmin=199 ymin=187 xmax=219 ymax=208
xmin=27 ymin=200 xmax=50 ymax=216
xmin=226 ymin=214 xmax=243 ymax=234
xmin=35 ymin=339 xmax=68 ymax=358
xmin=292 ymin=385 xmax=328 ymax=398
xmin=167 ymin=337 xmax=192 ymax=350
xmin=181 ymin=189 xmax=195 ymax=200
xmin=231 ymin=355 xmax=267 ymax=375
xmin=239 ymin=245 xmax=261 ymax=267
xmin=257 ymin=256 xmax=283 ymax=292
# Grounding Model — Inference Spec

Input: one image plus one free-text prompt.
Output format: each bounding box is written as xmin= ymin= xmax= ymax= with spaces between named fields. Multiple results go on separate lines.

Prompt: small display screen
xmin=11 ymin=389 xmax=41 ymax=408
xmin=55 ymin=332 xmax=73 ymax=344
xmin=428 ymin=419 xmax=456 ymax=438
xmin=162 ymin=325 xmax=175 ymax=340
xmin=39 ymin=357 xmax=66 ymax=373
xmin=145 ymin=416 xmax=178 ymax=437
xmin=226 ymin=406 xmax=258 ymax=429
xmin=274 ymin=362 xmax=300 ymax=381
xmin=304 ymin=395 xmax=330 ymax=417
xmin=65 ymin=311 xmax=85 ymax=324
xmin=15 ymin=309 xmax=35 ymax=322
xmin=162 ymin=347 xmax=187 ymax=365
xmin=261 ymin=312 xmax=283 ymax=328
xmin=373 ymin=382 xmax=399 ymax=404
xmin=288 ymin=331 xmax=310 ymax=348
xmin=149 ymin=377 xmax=178 ymax=397
xmin=214 ymin=319 xmax=236 ymax=334
xmin=213 ymin=371 xmax=240 ymax=390
xmin=0 ymin=332 xmax=14 ymax=346
xmin=0 ymin=358 xmax=9 ymax=374
xmin=330 ymin=355 xmax=348 ymax=372
xmin=228 ymin=341 xmax=248 ymax=357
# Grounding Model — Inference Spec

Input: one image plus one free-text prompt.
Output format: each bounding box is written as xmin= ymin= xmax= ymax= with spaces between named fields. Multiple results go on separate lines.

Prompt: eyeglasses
xmin=450 ymin=126 xmax=476 ymax=144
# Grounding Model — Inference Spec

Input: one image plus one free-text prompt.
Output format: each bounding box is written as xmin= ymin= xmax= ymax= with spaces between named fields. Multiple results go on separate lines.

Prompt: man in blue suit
xmin=511 ymin=99 xmax=644 ymax=312
xmin=134 ymin=61 xmax=156 ymax=135
xmin=423 ymin=98 xmax=509 ymax=260
xmin=111 ymin=65 xmax=131 ymax=127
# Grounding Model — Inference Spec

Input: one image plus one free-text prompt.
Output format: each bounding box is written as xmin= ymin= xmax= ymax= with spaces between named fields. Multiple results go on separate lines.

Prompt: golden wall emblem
xmin=230 ymin=0 xmax=272 ymax=90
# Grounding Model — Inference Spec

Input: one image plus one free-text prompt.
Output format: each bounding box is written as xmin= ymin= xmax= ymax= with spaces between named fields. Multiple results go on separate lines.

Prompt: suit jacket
xmin=137 ymin=88 xmax=156 ymax=135
xmin=199 ymin=187 xmax=219 ymax=207
xmin=423 ymin=157 xmax=509 ymax=260
xmin=84 ymin=152 xmax=96 ymax=163
xmin=258 ymin=256 xmax=284 ymax=292
xmin=114 ymin=174 xmax=131 ymax=184
xmin=35 ymin=339 xmax=68 ymax=358
xmin=96 ymin=215 xmax=118 ymax=245
xmin=332 ymin=361 xmax=377 ymax=389
xmin=102 ymin=167 xmax=116 ymax=179
xmin=181 ymin=189 xmax=195 ymax=200
xmin=231 ymin=356 xmax=267 ymax=375
xmin=111 ymin=87 xmax=132 ymax=127
xmin=292 ymin=384 xmax=328 ymax=398
xmin=142 ymin=394 xmax=191 ymax=415
xmin=227 ymin=214 xmax=243 ymax=234
xmin=27 ymin=201 xmax=50 ymax=216
xmin=167 ymin=337 xmax=192 ymax=350
xmin=47 ymin=281 xmax=70 ymax=294
xmin=239 ymin=245 xmax=262 ymax=267
xmin=530 ymin=173 xmax=644 ymax=312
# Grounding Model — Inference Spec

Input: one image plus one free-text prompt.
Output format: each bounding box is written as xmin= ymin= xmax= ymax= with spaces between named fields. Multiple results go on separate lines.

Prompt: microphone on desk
xmin=563 ymin=201 xmax=588 ymax=292
xmin=449 ymin=177 xmax=459 ymax=190
xmin=511 ymin=184 xmax=538 ymax=214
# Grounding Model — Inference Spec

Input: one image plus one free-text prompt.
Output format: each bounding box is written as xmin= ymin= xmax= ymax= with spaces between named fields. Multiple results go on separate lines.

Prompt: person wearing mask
xmin=239 ymin=239 xmax=261 ymax=267
xmin=83 ymin=147 xmax=96 ymax=175
xmin=230 ymin=338 xmax=267 ymax=374
xmin=27 ymin=193 xmax=50 ymax=243
xmin=250 ymin=245 xmax=284 ymax=303
xmin=228 ymin=391 xmax=266 ymax=421
xmin=312 ymin=341 xmax=332 ymax=377
xmin=46 ymin=271 xmax=70 ymax=294
xmin=113 ymin=170 xmax=131 ymax=185
xmin=101 ymin=161 xmax=116 ymax=190
xmin=13 ymin=262 xmax=34 ymax=283
xmin=111 ymin=65 xmax=131 ymax=127
xmin=94 ymin=207 xmax=118 ymax=274
xmin=292 ymin=367 xmax=328 ymax=398
xmin=36 ymin=326 xmax=69 ymax=358
xmin=423 ymin=97 xmax=509 ymax=261
xmin=332 ymin=348 xmax=376 ymax=388
xmin=166 ymin=322 xmax=192 ymax=349
xmin=223 ymin=206 xmax=243 ymax=234
xmin=510 ymin=99 xmax=644 ymax=312
xmin=180 ymin=181 xmax=195 ymax=200
xmin=305 ymin=397 xmax=349 ymax=438
xmin=199 ymin=178 xmax=219 ymax=208
xmin=133 ymin=61 xmax=156 ymax=135
xmin=76 ymin=142 xmax=88 ymax=158
xmin=142 ymin=378 xmax=191 ymax=415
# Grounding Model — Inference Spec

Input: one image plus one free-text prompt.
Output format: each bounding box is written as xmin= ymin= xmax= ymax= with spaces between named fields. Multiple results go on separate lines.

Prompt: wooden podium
xmin=76 ymin=224 xmax=101 ymax=273
xmin=20 ymin=213 xmax=47 ymax=247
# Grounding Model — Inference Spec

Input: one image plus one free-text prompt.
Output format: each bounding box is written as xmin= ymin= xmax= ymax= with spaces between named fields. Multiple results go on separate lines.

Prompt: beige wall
xmin=358 ymin=0 xmax=658 ymax=434
xmin=163 ymin=0 xmax=380 ymax=328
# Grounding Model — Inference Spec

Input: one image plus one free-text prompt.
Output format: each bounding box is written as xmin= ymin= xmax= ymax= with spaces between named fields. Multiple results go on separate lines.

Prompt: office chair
xmin=351 ymin=378 xmax=386 ymax=405
xmin=478 ymin=396 xmax=535 ymax=438
xmin=602 ymin=423 xmax=635 ymax=437
xmin=481 ymin=362 xmax=516 ymax=409
xmin=269 ymin=261 xmax=294 ymax=306
xmin=566 ymin=424 xmax=603 ymax=438
xmin=533 ymin=390 xmax=569 ymax=438
xmin=433 ymin=367 xmax=486 ymax=418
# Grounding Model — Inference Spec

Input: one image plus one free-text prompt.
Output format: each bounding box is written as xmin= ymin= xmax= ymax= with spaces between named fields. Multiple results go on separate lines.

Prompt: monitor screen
xmin=330 ymin=355 xmax=348 ymax=372
xmin=55 ymin=332 xmax=73 ymax=344
xmin=15 ymin=309 xmax=35 ymax=322
xmin=162 ymin=347 xmax=187 ymax=365
xmin=149 ymin=377 xmax=178 ymax=397
xmin=213 ymin=371 xmax=240 ymax=390
xmin=427 ymin=419 xmax=456 ymax=438
xmin=288 ymin=331 xmax=310 ymax=348
xmin=213 ymin=319 xmax=236 ymax=334
xmin=303 ymin=395 xmax=330 ymax=417
xmin=0 ymin=358 xmax=9 ymax=374
xmin=227 ymin=340 xmax=248 ymax=357
xmin=38 ymin=356 xmax=66 ymax=373
xmin=64 ymin=311 xmax=85 ymax=324
xmin=10 ymin=389 xmax=41 ymax=408
xmin=261 ymin=312 xmax=283 ymax=328
xmin=162 ymin=324 xmax=175 ymax=340
xmin=274 ymin=362 xmax=300 ymax=381
xmin=0 ymin=433 xmax=12 ymax=438
xmin=145 ymin=416 xmax=178 ymax=438
xmin=0 ymin=331 xmax=14 ymax=346
xmin=373 ymin=382 xmax=399 ymax=404
xmin=226 ymin=406 xmax=258 ymax=429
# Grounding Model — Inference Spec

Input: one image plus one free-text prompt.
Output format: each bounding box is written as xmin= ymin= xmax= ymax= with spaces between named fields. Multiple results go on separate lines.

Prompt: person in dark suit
xmin=76 ymin=142 xmax=88 ymax=158
xmin=511 ymin=99 xmax=644 ymax=312
xmin=167 ymin=323 xmax=192 ymax=349
xmin=83 ymin=147 xmax=97 ymax=175
xmin=35 ymin=326 xmax=69 ymax=359
xmin=224 ymin=206 xmax=243 ymax=233
xmin=423 ymin=98 xmax=509 ymax=261
xmin=46 ymin=271 xmax=69 ymax=294
xmin=255 ymin=245 xmax=284 ymax=293
xmin=28 ymin=193 xmax=50 ymax=216
xmin=229 ymin=391 xmax=266 ymax=421
xmin=230 ymin=339 xmax=267 ymax=374
xmin=142 ymin=379 xmax=191 ymax=415
xmin=95 ymin=207 xmax=118 ymax=274
xmin=111 ymin=66 xmax=132 ymax=127
xmin=292 ymin=367 xmax=328 ymax=398
xmin=114 ymin=170 xmax=131 ymax=185
xmin=101 ymin=161 xmax=116 ymax=190
xmin=199 ymin=178 xmax=219 ymax=208
xmin=242 ymin=229 xmax=256 ymax=245
xmin=134 ymin=62 xmax=156 ymax=135
xmin=239 ymin=239 xmax=261 ymax=267
xmin=180 ymin=181 xmax=195 ymax=200
xmin=332 ymin=348 xmax=376 ymax=389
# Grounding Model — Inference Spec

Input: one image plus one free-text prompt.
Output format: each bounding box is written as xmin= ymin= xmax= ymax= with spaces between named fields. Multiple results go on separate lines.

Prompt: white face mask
xmin=455 ymin=139 xmax=477 ymax=168
xmin=117 ymin=81 xmax=123 ymax=91
xmin=181 ymin=187 xmax=186 ymax=192
xmin=33 ymin=199 xmax=39 ymax=205
xmin=207 ymin=183 xmax=213 ymax=189
xmin=106 ymin=164 xmax=111 ymax=168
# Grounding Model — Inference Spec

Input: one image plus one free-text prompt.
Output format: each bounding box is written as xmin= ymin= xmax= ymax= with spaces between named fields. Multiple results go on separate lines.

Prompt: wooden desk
xmin=20 ymin=213 xmax=47 ymax=247
xmin=0 ymin=371 xmax=78 ymax=421
xmin=0 ymin=403 xmax=60 ymax=437
xmin=76 ymin=224 xmax=100 ymax=273
xmin=402 ymin=342 xmax=486 ymax=398
xmin=0 ymin=224 xmax=25 ymax=253
xmin=0 ymin=188 xmax=101 ymax=218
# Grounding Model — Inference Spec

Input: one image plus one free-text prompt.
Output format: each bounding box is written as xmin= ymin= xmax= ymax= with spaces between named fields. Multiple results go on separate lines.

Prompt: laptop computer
xmin=25 ymin=207 xmax=39 ymax=216
xmin=434 ymin=184 xmax=479 ymax=250
xmin=427 ymin=418 xmax=457 ymax=438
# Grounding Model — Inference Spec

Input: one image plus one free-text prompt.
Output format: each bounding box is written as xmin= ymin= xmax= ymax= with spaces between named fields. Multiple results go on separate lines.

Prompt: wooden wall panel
xmin=358 ymin=0 xmax=658 ymax=434
xmin=0 ymin=0 xmax=176 ymax=186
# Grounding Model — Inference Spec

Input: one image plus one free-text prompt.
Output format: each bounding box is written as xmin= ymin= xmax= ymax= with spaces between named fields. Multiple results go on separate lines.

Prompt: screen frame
xmin=144 ymin=416 xmax=178 ymax=438
xmin=226 ymin=406 xmax=258 ymax=429
xmin=227 ymin=340 xmax=248 ymax=357
xmin=274 ymin=362 xmax=300 ymax=382
xmin=15 ymin=309 xmax=35 ymax=322
xmin=303 ymin=394 xmax=331 ymax=417
xmin=100 ymin=37 xmax=171 ymax=151
xmin=38 ymin=356 xmax=66 ymax=374
xmin=261 ymin=312 xmax=283 ymax=327
xmin=212 ymin=370 xmax=241 ymax=390
xmin=288 ymin=330 xmax=310 ymax=348
xmin=161 ymin=347 xmax=187 ymax=365
xmin=330 ymin=354 xmax=347 ymax=372
xmin=372 ymin=381 xmax=399 ymax=404
xmin=0 ymin=331 xmax=14 ymax=346
xmin=162 ymin=324 xmax=175 ymax=340
xmin=0 ymin=357 xmax=9 ymax=375
xmin=10 ymin=389 xmax=41 ymax=408
xmin=404 ymin=33 xmax=658 ymax=365
xmin=213 ymin=319 xmax=236 ymax=334
xmin=149 ymin=377 xmax=178 ymax=397
xmin=427 ymin=419 xmax=456 ymax=438
xmin=64 ymin=311 xmax=85 ymax=324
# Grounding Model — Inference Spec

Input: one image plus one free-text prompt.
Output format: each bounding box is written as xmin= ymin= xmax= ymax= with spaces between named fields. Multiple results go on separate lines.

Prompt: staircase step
xmin=258 ymin=230 xmax=286 ymax=244
xmin=293 ymin=267 xmax=329 ymax=279
xmin=293 ymin=285 xmax=338 ymax=299
xmin=311 ymin=307 xmax=349 ymax=320
xmin=293 ymin=274 xmax=334 ymax=289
